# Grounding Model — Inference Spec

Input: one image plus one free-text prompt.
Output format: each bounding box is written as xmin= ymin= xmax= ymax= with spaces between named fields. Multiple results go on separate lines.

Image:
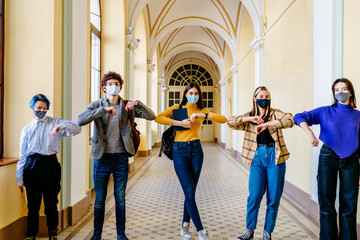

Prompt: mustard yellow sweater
xmin=155 ymin=103 xmax=227 ymax=142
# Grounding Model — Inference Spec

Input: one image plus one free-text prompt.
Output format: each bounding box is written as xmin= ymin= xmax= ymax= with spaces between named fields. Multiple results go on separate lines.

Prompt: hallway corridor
xmin=43 ymin=143 xmax=320 ymax=240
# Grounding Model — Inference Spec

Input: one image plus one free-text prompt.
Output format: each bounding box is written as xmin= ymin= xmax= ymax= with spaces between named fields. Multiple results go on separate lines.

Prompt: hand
xmin=104 ymin=106 xmax=117 ymax=115
xmin=309 ymin=133 xmax=319 ymax=147
xmin=181 ymin=119 xmax=192 ymax=128
xmin=19 ymin=186 xmax=23 ymax=192
xmin=256 ymin=123 xmax=268 ymax=134
xmin=250 ymin=116 xmax=264 ymax=125
xmin=125 ymin=101 xmax=138 ymax=111
xmin=50 ymin=126 xmax=60 ymax=137
xmin=190 ymin=113 xmax=202 ymax=122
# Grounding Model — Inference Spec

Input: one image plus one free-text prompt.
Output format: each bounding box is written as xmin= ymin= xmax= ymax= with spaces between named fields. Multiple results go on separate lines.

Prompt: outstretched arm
xmin=298 ymin=121 xmax=319 ymax=147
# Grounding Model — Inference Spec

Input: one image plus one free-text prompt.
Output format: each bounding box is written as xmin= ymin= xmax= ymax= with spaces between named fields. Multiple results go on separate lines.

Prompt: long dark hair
xmin=249 ymin=86 xmax=271 ymax=122
xmin=331 ymin=78 xmax=356 ymax=108
xmin=180 ymin=82 xmax=204 ymax=109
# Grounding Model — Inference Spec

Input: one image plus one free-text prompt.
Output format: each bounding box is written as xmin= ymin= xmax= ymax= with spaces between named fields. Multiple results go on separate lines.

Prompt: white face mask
xmin=106 ymin=85 xmax=120 ymax=96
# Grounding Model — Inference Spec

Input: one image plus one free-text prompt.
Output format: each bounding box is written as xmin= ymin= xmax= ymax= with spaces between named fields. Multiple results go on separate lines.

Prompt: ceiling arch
xmin=159 ymin=45 xmax=225 ymax=80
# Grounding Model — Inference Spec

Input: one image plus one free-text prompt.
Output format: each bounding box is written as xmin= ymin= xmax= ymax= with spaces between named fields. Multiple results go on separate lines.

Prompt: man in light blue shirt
xmin=16 ymin=94 xmax=81 ymax=240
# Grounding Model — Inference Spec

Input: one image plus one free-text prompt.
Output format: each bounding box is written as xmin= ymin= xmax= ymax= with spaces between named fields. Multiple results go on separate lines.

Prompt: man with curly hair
xmin=77 ymin=71 xmax=155 ymax=240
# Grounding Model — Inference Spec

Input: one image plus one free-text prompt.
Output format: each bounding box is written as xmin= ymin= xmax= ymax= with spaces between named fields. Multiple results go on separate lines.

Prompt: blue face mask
xmin=33 ymin=109 xmax=47 ymax=119
xmin=106 ymin=85 xmax=121 ymax=96
xmin=187 ymin=95 xmax=199 ymax=104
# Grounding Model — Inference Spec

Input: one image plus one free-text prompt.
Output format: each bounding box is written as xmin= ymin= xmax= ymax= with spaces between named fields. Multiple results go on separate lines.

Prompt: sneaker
xmin=263 ymin=231 xmax=271 ymax=240
xmin=180 ymin=222 xmax=192 ymax=240
xmin=25 ymin=237 xmax=36 ymax=240
xmin=117 ymin=234 xmax=129 ymax=240
xmin=198 ymin=229 xmax=210 ymax=240
xmin=49 ymin=236 xmax=58 ymax=240
xmin=235 ymin=230 xmax=254 ymax=240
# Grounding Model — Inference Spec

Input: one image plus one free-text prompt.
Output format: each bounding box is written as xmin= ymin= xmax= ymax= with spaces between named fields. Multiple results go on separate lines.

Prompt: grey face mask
xmin=33 ymin=109 xmax=47 ymax=119
xmin=335 ymin=92 xmax=352 ymax=103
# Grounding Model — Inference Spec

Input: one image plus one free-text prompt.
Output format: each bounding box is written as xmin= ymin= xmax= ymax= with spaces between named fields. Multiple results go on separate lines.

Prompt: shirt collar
xmin=32 ymin=115 xmax=49 ymax=124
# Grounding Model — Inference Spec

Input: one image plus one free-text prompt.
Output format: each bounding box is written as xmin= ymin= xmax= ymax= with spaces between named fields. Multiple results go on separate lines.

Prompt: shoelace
xmin=50 ymin=236 xmax=58 ymax=240
xmin=263 ymin=232 xmax=271 ymax=239
xmin=239 ymin=231 xmax=253 ymax=239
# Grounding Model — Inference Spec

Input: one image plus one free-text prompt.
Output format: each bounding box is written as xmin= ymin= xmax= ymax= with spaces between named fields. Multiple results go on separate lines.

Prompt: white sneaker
xmin=198 ymin=229 xmax=210 ymax=240
xmin=180 ymin=222 xmax=192 ymax=240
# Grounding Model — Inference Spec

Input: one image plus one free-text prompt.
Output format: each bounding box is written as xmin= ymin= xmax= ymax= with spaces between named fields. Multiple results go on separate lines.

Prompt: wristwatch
xmin=204 ymin=113 xmax=208 ymax=119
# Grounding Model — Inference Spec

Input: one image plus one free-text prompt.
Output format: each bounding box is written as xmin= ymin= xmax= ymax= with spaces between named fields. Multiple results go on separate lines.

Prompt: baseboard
xmin=283 ymin=181 xmax=319 ymax=222
xmin=0 ymin=193 xmax=92 ymax=239
xmin=68 ymin=191 xmax=92 ymax=225
xmin=0 ymin=216 xmax=26 ymax=240
xmin=152 ymin=142 xmax=161 ymax=148
xmin=219 ymin=142 xmax=226 ymax=149
xmin=138 ymin=149 xmax=151 ymax=157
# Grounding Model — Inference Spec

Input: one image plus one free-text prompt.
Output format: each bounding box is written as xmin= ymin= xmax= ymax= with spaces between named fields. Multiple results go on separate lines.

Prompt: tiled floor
xmin=41 ymin=142 xmax=319 ymax=240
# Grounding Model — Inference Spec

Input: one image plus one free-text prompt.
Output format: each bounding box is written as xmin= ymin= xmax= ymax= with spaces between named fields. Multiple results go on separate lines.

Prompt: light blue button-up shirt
xmin=16 ymin=116 xmax=81 ymax=186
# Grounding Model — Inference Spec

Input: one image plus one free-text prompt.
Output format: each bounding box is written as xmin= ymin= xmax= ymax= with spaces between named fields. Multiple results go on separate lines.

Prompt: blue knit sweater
xmin=294 ymin=103 xmax=360 ymax=158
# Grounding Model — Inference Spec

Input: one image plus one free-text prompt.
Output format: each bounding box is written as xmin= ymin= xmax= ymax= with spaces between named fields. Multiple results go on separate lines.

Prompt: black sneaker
xmin=235 ymin=230 xmax=254 ymax=240
xmin=25 ymin=237 xmax=36 ymax=240
xmin=263 ymin=231 xmax=271 ymax=240
xmin=49 ymin=235 xmax=58 ymax=240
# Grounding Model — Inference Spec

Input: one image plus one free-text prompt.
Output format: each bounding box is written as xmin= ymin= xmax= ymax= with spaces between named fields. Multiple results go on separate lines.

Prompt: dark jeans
xmin=246 ymin=146 xmax=286 ymax=233
xmin=173 ymin=140 xmax=204 ymax=232
xmin=318 ymin=144 xmax=359 ymax=240
xmin=93 ymin=153 xmax=129 ymax=238
xmin=23 ymin=154 xmax=61 ymax=237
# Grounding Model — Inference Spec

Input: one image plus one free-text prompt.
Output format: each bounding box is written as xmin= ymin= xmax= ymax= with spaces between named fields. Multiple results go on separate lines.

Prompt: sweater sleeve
xmin=203 ymin=109 xmax=227 ymax=123
xmin=294 ymin=107 xmax=323 ymax=126
xmin=155 ymin=104 xmax=180 ymax=126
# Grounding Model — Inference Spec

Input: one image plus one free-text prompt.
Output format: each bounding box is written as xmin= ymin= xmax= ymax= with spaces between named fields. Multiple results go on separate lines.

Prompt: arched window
xmin=169 ymin=64 xmax=213 ymax=87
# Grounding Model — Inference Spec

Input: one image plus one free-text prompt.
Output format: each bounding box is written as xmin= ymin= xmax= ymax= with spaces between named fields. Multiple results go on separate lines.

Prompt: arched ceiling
xmin=127 ymin=0 xmax=263 ymax=80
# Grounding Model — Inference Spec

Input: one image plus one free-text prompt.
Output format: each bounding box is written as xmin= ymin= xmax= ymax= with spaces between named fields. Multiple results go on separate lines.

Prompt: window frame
xmin=0 ymin=0 xmax=5 ymax=158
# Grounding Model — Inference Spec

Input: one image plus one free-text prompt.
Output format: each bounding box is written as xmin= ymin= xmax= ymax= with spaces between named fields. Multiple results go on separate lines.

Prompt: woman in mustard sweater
xmin=155 ymin=82 xmax=227 ymax=240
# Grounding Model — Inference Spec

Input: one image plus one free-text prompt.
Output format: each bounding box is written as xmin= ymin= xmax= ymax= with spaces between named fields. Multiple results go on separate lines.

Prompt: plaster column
xmin=125 ymin=32 xmax=139 ymax=100
xmin=146 ymin=60 xmax=155 ymax=149
xmin=251 ymin=34 xmax=264 ymax=87
xmin=219 ymin=79 xmax=227 ymax=146
xmin=231 ymin=65 xmax=239 ymax=152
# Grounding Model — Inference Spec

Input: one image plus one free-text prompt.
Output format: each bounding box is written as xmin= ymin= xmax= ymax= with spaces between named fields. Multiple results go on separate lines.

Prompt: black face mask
xmin=33 ymin=109 xmax=47 ymax=119
xmin=256 ymin=99 xmax=270 ymax=108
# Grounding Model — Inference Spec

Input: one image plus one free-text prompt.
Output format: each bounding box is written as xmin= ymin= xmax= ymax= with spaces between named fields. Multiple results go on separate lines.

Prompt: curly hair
xmin=101 ymin=71 xmax=124 ymax=89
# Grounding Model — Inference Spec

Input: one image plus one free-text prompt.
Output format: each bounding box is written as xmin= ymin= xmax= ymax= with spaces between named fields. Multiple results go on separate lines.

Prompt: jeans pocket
xmin=173 ymin=143 xmax=183 ymax=152
xmin=320 ymin=145 xmax=333 ymax=156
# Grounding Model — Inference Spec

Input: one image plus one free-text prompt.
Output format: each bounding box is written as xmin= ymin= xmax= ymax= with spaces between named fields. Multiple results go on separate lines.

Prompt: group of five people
xmin=16 ymin=71 xmax=359 ymax=240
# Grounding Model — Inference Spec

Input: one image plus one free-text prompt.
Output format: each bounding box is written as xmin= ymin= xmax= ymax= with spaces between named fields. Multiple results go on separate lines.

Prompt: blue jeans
xmin=93 ymin=153 xmax=129 ymax=238
xmin=173 ymin=140 xmax=204 ymax=232
xmin=246 ymin=146 xmax=286 ymax=233
xmin=318 ymin=144 xmax=359 ymax=240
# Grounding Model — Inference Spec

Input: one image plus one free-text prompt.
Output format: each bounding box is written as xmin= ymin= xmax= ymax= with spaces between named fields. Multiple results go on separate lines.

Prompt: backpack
xmin=124 ymin=100 xmax=140 ymax=156
xmin=159 ymin=104 xmax=182 ymax=160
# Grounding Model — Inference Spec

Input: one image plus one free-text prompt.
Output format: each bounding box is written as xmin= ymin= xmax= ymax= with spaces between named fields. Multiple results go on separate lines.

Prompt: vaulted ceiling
xmin=127 ymin=0 xmax=264 ymax=81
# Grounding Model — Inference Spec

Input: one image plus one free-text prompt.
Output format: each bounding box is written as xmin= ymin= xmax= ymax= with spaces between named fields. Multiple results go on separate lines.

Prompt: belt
xmin=258 ymin=143 xmax=275 ymax=148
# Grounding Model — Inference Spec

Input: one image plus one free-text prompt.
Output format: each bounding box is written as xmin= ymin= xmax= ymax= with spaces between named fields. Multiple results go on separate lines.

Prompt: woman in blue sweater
xmin=294 ymin=78 xmax=360 ymax=240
